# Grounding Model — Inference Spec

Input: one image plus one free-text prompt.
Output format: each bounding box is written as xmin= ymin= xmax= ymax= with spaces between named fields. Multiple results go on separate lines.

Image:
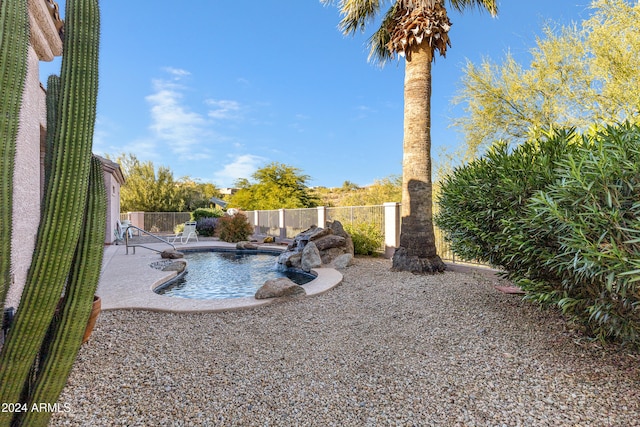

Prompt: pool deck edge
xmin=97 ymin=241 xmax=343 ymax=313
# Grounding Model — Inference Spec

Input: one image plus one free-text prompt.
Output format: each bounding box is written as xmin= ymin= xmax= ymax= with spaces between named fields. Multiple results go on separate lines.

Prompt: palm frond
xmin=446 ymin=0 xmax=497 ymax=16
xmin=331 ymin=0 xmax=388 ymax=35
xmin=367 ymin=4 xmax=398 ymax=65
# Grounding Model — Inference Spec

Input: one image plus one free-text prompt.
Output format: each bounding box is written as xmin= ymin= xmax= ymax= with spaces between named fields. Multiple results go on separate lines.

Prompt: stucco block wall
xmin=7 ymin=48 xmax=47 ymax=309
xmin=104 ymin=171 xmax=122 ymax=244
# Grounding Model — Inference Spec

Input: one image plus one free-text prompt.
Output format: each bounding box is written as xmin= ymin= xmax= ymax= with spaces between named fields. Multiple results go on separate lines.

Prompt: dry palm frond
xmin=387 ymin=1 xmax=452 ymax=61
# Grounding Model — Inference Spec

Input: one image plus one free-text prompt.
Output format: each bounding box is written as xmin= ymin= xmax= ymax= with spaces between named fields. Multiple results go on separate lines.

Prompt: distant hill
xmin=312 ymin=176 xmax=401 ymax=207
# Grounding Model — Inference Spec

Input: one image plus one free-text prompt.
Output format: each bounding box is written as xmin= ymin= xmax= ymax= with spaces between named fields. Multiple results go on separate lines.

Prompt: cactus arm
xmin=20 ymin=156 xmax=106 ymax=427
xmin=0 ymin=0 xmax=100 ymax=420
xmin=0 ymin=0 xmax=29 ymax=311
xmin=43 ymin=74 xmax=61 ymax=194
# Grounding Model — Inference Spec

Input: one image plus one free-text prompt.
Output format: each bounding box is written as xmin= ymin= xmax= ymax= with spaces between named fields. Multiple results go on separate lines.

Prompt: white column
xmin=383 ymin=202 xmax=401 ymax=259
xmin=279 ymin=209 xmax=286 ymax=240
xmin=317 ymin=206 xmax=326 ymax=228
xmin=253 ymin=211 xmax=259 ymax=228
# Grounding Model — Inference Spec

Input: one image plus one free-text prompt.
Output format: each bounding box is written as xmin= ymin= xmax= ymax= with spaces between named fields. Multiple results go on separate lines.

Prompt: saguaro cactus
xmin=0 ymin=0 xmax=29 ymax=312
xmin=0 ymin=0 xmax=102 ymax=425
xmin=20 ymin=157 xmax=106 ymax=427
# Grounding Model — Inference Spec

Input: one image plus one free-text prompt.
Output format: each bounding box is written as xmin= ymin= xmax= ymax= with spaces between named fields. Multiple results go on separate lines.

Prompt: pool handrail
xmin=124 ymin=225 xmax=176 ymax=255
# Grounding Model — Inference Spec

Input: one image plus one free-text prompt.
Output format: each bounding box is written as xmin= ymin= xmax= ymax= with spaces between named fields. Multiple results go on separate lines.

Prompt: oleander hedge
xmin=435 ymin=123 xmax=640 ymax=346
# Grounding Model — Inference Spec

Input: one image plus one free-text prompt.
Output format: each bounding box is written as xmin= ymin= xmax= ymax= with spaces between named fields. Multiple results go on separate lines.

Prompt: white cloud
xmin=145 ymin=75 xmax=211 ymax=158
xmin=163 ymin=67 xmax=191 ymax=78
xmin=213 ymin=154 xmax=266 ymax=186
xmin=206 ymin=99 xmax=242 ymax=120
xmin=91 ymin=115 xmax=111 ymax=155
xmin=142 ymin=69 xmax=253 ymax=166
xmin=120 ymin=138 xmax=162 ymax=161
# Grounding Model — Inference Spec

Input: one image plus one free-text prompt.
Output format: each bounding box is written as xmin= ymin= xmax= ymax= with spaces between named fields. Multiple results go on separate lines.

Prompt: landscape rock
xmin=320 ymin=247 xmax=349 ymax=265
xmin=255 ymin=278 xmax=306 ymax=299
xmin=278 ymin=252 xmax=302 ymax=270
xmin=161 ymin=261 xmax=186 ymax=273
xmin=308 ymin=227 xmax=331 ymax=241
xmin=161 ymin=249 xmax=184 ymax=259
xmin=237 ymin=241 xmax=259 ymax=250
xmin=329 ymin=220 xmax=348 ymax=238
xmin=314 ymin=235 xmax=346 ymax=251
xmin=331 ymin=253 xmax=354 ymax=269
xmin=277 ymin=221 xmax=354 ymax=270
xmin=301 ymin=241 xmax=322 ymax=272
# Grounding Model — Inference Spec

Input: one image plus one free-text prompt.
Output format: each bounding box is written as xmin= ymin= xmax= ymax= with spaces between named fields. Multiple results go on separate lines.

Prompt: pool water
xmin=155 ymin=250 xmax=315 ymax=299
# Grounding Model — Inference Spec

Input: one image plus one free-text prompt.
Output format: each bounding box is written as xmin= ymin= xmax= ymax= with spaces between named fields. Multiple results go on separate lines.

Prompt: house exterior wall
xmin=6 ymin=0 xmax=64 ymax=309
xmin=7 ymin=49 xmax=48 ymax=309
xmin=98 ymin=158 xmax=125 ymax=245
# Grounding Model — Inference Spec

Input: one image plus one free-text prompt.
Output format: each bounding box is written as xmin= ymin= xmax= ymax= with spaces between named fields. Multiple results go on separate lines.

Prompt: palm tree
xmin=322 ymin=0 xmax=497 ymax=273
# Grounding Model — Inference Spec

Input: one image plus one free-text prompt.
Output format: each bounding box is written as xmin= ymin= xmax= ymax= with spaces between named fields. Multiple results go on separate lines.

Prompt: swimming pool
xmin=154 ymin=249 xmax=316 ymax=300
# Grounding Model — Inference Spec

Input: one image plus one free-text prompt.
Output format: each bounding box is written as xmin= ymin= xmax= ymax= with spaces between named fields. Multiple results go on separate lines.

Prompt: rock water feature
xmin=276 ymin=220 xmax=355 ymax=272
xmin=254 ymin=221 xmax=354 ymax=299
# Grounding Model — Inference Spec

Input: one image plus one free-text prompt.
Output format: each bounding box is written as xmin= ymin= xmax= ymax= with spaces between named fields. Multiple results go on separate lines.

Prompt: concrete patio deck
xmin=97 ymin=239 xmax=343 ymax=313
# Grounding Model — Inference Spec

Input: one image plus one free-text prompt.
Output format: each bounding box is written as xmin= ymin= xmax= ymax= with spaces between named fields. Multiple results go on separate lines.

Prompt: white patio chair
xmin=114 ymin=219 xmax=133 ymax=243
xmin=170 ymin=221 xmax=199 ymax=244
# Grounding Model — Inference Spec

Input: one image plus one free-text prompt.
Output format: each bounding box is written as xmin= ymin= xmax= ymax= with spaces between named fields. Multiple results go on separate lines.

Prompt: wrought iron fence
xmin=283 ymin=208 xmax=318 ymax=238
xmin=326 ymin=205 xmax=386 ymax=252
xmin=434 ymin=225 xmax=456 ymax=263
xmin=326 ymin=205 xmax=384 ymax=228
xmin=120 ymin=212 xmax=191 ymax=234
xmin=122 ymin=208 xmax=474 ymax=265
xmin=253 ymin=210 xmax=279 ymax=237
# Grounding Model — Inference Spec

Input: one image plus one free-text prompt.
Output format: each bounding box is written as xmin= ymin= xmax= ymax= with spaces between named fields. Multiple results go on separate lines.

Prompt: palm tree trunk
xmin=392 ymin=42 xmax=446 ymax=273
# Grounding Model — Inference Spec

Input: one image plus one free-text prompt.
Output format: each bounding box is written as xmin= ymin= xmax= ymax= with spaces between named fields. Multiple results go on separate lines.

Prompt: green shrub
xmin=216 ymin=213 xmax=253 ymax=243
xmin=527 ymin=123 xmax=640 ymax=343
xmin=436 ymin=123 xmax=640 ymax=346
xmin=174 ymin=223 xmax=185 ymax=234
xmin=344 ymin=222 xmax=383 ymax=255
xmin=435 ymin=128 xmax=578 ymax=270
xmin=196 ymin=217 xmax=218 ymax=237
xmin=191 ymin=207 xmax=223 ymax=222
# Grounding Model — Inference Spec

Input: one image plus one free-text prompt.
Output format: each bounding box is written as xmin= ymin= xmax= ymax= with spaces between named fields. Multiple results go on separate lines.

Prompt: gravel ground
xmin=51 ymin=258 xmax=639 ymax=426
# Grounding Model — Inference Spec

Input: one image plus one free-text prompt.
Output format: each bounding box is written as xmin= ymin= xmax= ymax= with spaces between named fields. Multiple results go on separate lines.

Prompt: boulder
xmin=331 ymin=253 xmax=354 ymax=269
xmin=314 ymin=235 xmax=346 ymax=251
xmin=309 ymin=227 xmax=331 ymax=241
xmin=329 ymin=220 xmax=349 ymax=239
xmin=320 ymin=247 xmax=348 ymax=265
xmin=301 ymin=241 xmax=322 ymax=272
xmin=278 ymin=252 xmax=302 ymax=269
xmin=161 ymin=249 xmax=184 ymax=259
xmin=276 ymin=220 xmax=354 ymax=270
xmin=236 ymin=241 xmax=259 ymax=250
xmin=255 ymin=278 xmax=306 ymax=299
xmin=345 ymin=236 xmax=355 ymax=255
xmin=161 ymin=261 xmax=186 ymax=273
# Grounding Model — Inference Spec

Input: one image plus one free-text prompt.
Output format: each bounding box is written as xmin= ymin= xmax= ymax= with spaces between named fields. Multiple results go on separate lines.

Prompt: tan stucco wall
xmin=6 ymin=0 xmax=64 ymax=309
xmin=104 ymin=171 xmax=122 ymax=244
xmin=7 ymin=48 xmax=47 ymax=309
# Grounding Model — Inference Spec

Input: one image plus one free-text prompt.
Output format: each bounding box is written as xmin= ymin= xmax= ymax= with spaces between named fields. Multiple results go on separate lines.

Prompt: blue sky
xmin=40 ymin=1 xmax=592 ymax=188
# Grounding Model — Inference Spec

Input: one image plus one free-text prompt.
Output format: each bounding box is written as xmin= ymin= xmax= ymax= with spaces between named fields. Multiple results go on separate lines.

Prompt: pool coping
xmin=97 ymin=240 xmax=343 ymax=313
